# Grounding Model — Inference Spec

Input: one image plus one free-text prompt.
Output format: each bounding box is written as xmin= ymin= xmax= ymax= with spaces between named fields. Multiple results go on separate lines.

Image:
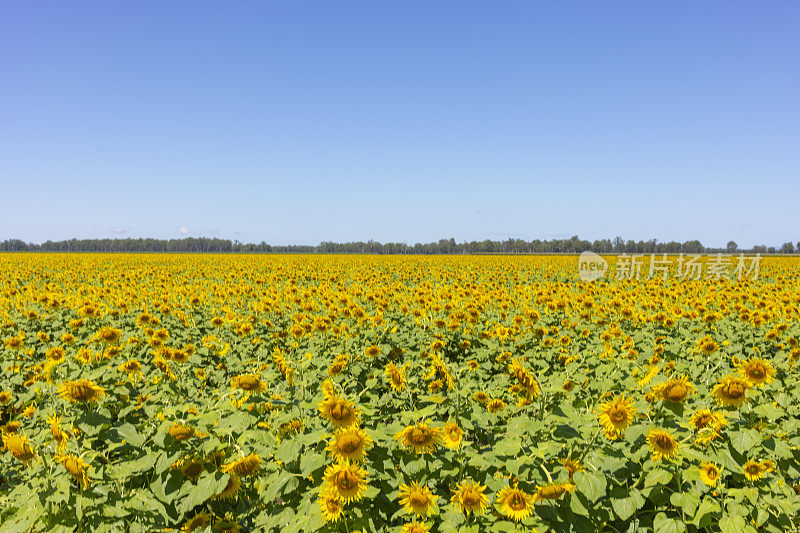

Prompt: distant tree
xmin=780 ymin=242 xmax=795 ymax=254
xmin=726 ymin=241 xmax=738 ymax=253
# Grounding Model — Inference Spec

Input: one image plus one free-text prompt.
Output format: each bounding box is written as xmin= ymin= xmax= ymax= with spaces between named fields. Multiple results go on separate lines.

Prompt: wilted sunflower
xmin=712 ymin=375 xmax=751 ymax=408
xmin=323 ymin=460 xmax=368 ymax=503
xmin=394 ymin=421 xmax=443 ymax=454
xmin=318 ymin=395 xmax=361 ymax=428
xmin=58 ymin=379 xmax=105 ymax=403
xmin=326 ymin=426 xmax=373 ymax=462
xmin=486 ymin=399 xmax=507 ymax=413
xmin=384 ymin=362 xmax=407 ymax=392
xmin=496 ymin=485 xmax=534 ymax=522
xmin=399 ymin=481 xmax=438 ymax=516
xmin=168 ymin=423 xmax=196 ymax=441
xmin=318 ymin=487 xmax=344 ymax=523
xmin=2 ymin=433 xmax=35 ymax=465
xmin=742 ymin=460 xmax=767 ymax=481
xmin=533 ymin=482 xmax=575 ymax=502
xmin=47 ymin=414 xmax=70 ymax=449
xmin=652 ymin=375 xmax=696 ymax=404
xmin=441 ymin=421 xmax=463 ymax=450
xmin=450 ymin=479 xmax=488 ymax=516
xmin=97 ymin=326 xmax=122 ymax=344
xmin=216 ymin=472 xmax=241 ymax=500
xmin=736 ymin=357 xmax=776 ymax=387
xmin=699 ymin=462 xmax=721 ymax=487
xmin=473 ymin=391 xmax=490 ymax=403
xmin=222 ymin=453 xmax=261 ymax=477
xmin=55 ymin=453 xmax=90 ymax=489
xmin=597 ymin=394 xmax=637 ymax=434
xmin=183 ymin=510 xmax=213 ymax=532
xmin=647 ymin=428 xmax=679 ymax=462
xmin=561 ymin=458 xmax=584 ymax=479
xmin=231 ymin=373 xmax=267 ymax=393
xmin=173 ymin=456 xmax=206 ymax=481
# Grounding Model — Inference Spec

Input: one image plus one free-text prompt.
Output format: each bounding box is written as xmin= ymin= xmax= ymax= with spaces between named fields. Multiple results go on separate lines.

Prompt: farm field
xmin=1 ymin=253 xmax=799 ymax=532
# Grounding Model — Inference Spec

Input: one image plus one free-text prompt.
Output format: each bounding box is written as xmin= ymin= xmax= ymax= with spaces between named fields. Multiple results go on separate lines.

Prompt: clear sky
xmin=1 ymin=2 xmax=798 ymax=247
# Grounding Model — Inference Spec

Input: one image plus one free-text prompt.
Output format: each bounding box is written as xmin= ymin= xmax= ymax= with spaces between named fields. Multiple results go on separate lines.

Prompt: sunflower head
xmin=326 ymin=426 xmax=373 ymax=462
xmin=699 ymin=462 xmax=721 ymax=487
xmin=496 ymin=485 xmax=534 ymax=522
xmin=58 ymin=379 xmax=106 ymax=403
xmin=394 ymin=422 xmax=443 ymax=455
xmin=318 ymin=396 xmax=361 ymax=428
xmin=384 ymin=362 xmax=407 ymax=392
xmin=222 ymin=453 xmax=262 ymax=477
xmin=182 ymin=510 xmax=213 ymax=533
xmin=712 ymin=375 xmax=751 ymax=408
xmin=597 ymin=394 xmax=637 ymax=433
xmin=168 ymin=423 xmax=196 ymax=441
xmin=653 ymin=375 xmax=695 ymax=403
xmin=534 ymin=482 xmax=575 ymax=502
xmin=442 ymin=421 xmax=463 ymax=450
xmin=450 ymin=479 xmax=488 ymax=516
xmin=647 ymin=428 xmax=679 ymax=462
xmin=736 ymin=357 xmax=776 ymax=387
xmin=318 ymin=487 xmax=344 ymax=523
xmin=399 ymin=481 xmax=438 ymax=516
xmin=742 ymin=460 xmax=767 ymax=481
xmin=55 ymin=453 xmax=90 ymax=489
xmin=323 ymin=460 xmax=368 ymax=503
xmin=2 ymin=433 xmax=35 ymax=465
xmin=232 ymin=373 xmax=266 ymax=393
xmin=216 ymin=472 xmax=241 ymax=500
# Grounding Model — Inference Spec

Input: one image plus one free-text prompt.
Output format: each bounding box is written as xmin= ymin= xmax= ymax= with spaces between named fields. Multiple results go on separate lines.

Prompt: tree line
xmin=0 ymin=236 xmax=797 ymax=254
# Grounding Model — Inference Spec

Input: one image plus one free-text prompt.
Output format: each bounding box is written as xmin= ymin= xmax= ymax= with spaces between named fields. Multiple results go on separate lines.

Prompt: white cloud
xmin=178 ymin=227 xmax=189 ymax=234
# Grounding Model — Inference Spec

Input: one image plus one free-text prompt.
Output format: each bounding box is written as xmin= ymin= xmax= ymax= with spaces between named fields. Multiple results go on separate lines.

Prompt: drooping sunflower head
xmin=326 ymin=426 xmax=373 ymax=462
xmin=712 ymin=375 xmax=751 ymax=408
xmin=118 ymin=359 xmax=142 ymax=374
xmin=173 ymin=455 xmax=206 ymax=481
xmin=55 ymin=453 xmax=90 ymax=489
xmin=232 ymin=373 xmax=266 ymax=393
xmin=394 ymin=421 xmax=443 ymax=454
xmin=736 ymin=357 xmax=776 ymax=387
xmin=473 ymin=391 xmax=490 ymax=403
xmin=486 ymin=398 xmax=507 ymax=413
xmin=216 ymin=472 xmax=241 ymax=500
xmin=653 ymin=375 xmax=696 ymax=403
xmin=2 ymin=433 xmax=35 ymax=465
xmin=168 ymin=423 xmax=196 ymax=441
xmin=534 ymin=482 xmax=575 ymax=502
xmin=323 ymin=460 xmax=368 ymax=503
xmin=47 ymin=414 xmax=70 ymax=449
xmin=182 ymin=510 xmax=213 ymax=533
xmin=441 ymin=421 xmax=463 ymax=450
xmin=318 ymin=396 xmax=361 ymax=428
xmin=699 ymin=462 xmax=721 ymax=487
xmin=561 ymin=458 xmax=584 ymax=479
xmin=58 ymin=379 xmax=106 ymax=403
xmin=597 ymin=394 xmax=637 ymax=433
xmin=384 ymin=362 xmax=407 ymax=392
xmin=496 ymin=485 xmax=534 ymax=522
xmin=318 ymin=486 xmax=344 ymax=523
xmin=647 ymin=428 xmax=679 ymax=462
xmin=222 ymin=453 xmax=262 ymax=477
xmin=399 ymin=481 xmax=438 ymax=517
xmin=450 ymin=479 xmax=487 ymax=516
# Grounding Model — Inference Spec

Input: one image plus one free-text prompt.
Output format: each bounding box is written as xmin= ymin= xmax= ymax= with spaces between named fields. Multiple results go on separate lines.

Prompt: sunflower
xmin=118 ymin=359 xmax=142 ymax=375
xmin=183 ymin=510 xmax=213 ymax=532
xmin=736 ymin=357 xmax=776 ymax=387
xmin=597 ymin=394 xmax=637 ymax=434
xmin=318 ymin=396 xmax=361 ymax=428
xmin=0 ymin=390 xmax=11 ymax=405
xmin=326 ymin=426 xmax=373 ymax=462
xmin=365 ymin=345 xmax=381 ymax=357
xmin=323 ymin=460 xmax=368 ymax=503
xmin=232 ymin=373 xmax=267 ymax=393
xmin=698 ymin=337 xmax=719 ymax=355
xmin=394 ymin=421 xmax=443 ymax=454
xmin=97 ymin=326 xmax=122 ymax=344
xmin=473 ymin=391 xmax=490 ymax=403
xmin=168 ymin=423 xmax=196 ymax=441
xmin=55 ymin=453 xmax=90 ymax=489
xmin=48 ymin=414 xmax=70 ymax=449
xmin=212 ymin=516 xmax=241 ymax=533
xmin=561 ymin=458 xmax=584 ymax=479
xmin=466 ymin=360 xmax=479 ymax=371
xmin=450 ymin=479 xmax=488 ymax=516
xmin=496 ymin=485 xmax=534 ymax=522
xmin=689 ymin=408 xmax=727 ymax=443
xmin=401 ymin=522 xmax=431 ymax=533
xmin=384 ymin=362 xmax=407 ymax=392
xmin=58 ymin=379 xmax=105 ymax=403
xmin=222 ymin=453 xmax=261 ymax=477
xmin=399 ymin=481 xmax=438 ymax=516
xmin=647 ymin=428 xmax=679 ymax=462
xmin=533 ymin=482 xmax=575 ymax=502
xmin=216 ymin=472 xmax=241 ymax=500
xmin=742 ymin=460 xmax=767 ymax=481
xmin=441 ymin=421 xmax=463 ymax=450
xmin=712 ymin=375 xmax=751 ymax=408
xmin=318 ymin=486 xmax=344 ymax=522
xmin=174 ymin=456 xmax=206 ymax=481
xmin=652 ymin=375 xmax=696 ymax=404
xmin=487 ymin=399 xmax=507 ymax=413
xmin=46 ymin=346 xmax=66 ymax=363
xmin=2 ymin=433 xmax=35 ymax=465
xmin=699 ymin=462 xmax=721 ymax=487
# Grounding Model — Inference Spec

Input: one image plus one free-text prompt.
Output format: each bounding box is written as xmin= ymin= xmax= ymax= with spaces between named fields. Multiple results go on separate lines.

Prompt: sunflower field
xmin=1 ymin=253 xmax=799 ymax=533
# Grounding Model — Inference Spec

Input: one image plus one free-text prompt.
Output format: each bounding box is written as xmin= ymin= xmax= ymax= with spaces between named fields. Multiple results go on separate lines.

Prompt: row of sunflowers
xmin=1 ymin=253 xmax=799 ymax=532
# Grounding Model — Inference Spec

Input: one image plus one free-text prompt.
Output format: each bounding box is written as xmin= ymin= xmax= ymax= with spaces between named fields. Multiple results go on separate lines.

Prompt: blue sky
xmin=1 ymin=1 xmax=798 ymax=247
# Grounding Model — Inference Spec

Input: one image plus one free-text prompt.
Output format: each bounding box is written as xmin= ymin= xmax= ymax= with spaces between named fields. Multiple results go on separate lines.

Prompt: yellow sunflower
xmin=326 ymin=426 xmax=373 ymax=462
xmin=647 ymin=428 xmax=679 ymax=462
xmin=652 ymin=375 xmax=695 ymax=403
xmin=231 ymin=373 xmax=267 ymax=393
xmin=183 ymin=510 xmax=213 ymax=532
xmin=384 ymin=362 xmax=407 ymax=392
xmin=2 ymin=433 xmax=35 ymax=465
xmin=689 ymin=408 xmax=727 ymax=444
xmin=496 ymin=485 xmax=534 ymax=522
xmin=401 ymin=522 xmax=431 ymax=533
xmin=58 ymin=379 xmax=106 ymax=403
xmin=533 ymin=482 xmax=575 ymax=502
xmin=450 ymin=479 xmax=488 ymax=516
xmin=216 ymin=472 xmax=241 ymax=500
xmin=399 ymin=481 xmax=438 ymax=516
xmin=736 ymin=357 xmax=776 ymax=387
xmin=441 ymin=421 xmax=463 ymax=450
xmin=561 ymin=458 xmax=584 ymax=479
xmin=742 ymin=460 xmax=767 ymax=481
xmin=318 ymin=396 xmax=361 ymax=428
xmin=221 ymin=453 xmax=262 ymax=477
xmin=394 ymin=421 xmax=443 ymax=454
xmin=487 ymin=399 xmax=507 ymax=413
xmin=597 ymin=394 xmax=637 ymax=434
xmin=699 ymin=462 xmax=721 ymax=487
xmin=323 ymin=460 xmax=368 ymax=503
xmin=318 ymin=487 xmax=344 ymax=523
xmin=47 ymin=414 xmax=70 ymax=449
xmin=0 ymin=390 xmax=11 ymax=405
xmin=168 ymin=423 xmax=196 ymax=441
xmin=712 ymin=375 xmax=751 ymax=408
xmin=55 ymin=453 xmax=90 ymax=489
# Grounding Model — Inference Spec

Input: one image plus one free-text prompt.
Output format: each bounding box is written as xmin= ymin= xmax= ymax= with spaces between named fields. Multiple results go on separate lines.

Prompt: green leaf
xmin=116 ymin=423 xmax=145 ymax=447
xmin=573 ymin=470 xmax=606 ymax=502
xmin=719 ymin=515 xmax=747 ymax=533
xmin=729 ymin=429 xmax=760 ymax=455
xmin=670 ymin=491 xmax=700 ymax=516
xmin=645 ymin=468 xmax=673 ymax=486
xmin=611 ymin=489 xmax=645 ymax=520
xmin=181 ymin=472 xmax=229 ymax=513
xmin=653 ymin=512 xmax=686 ymax=533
